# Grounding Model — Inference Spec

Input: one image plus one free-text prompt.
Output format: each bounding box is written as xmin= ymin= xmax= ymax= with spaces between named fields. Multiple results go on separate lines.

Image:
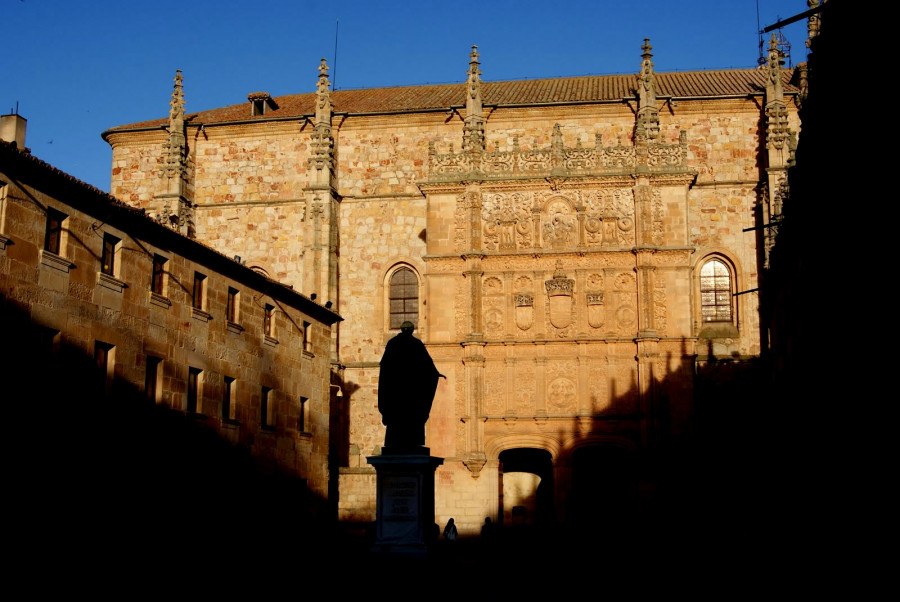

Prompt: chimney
xmin=0 ymin=113 xmax=26 ymax=148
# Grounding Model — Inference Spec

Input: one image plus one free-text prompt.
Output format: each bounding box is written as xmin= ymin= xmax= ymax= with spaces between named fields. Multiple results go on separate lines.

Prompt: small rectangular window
xmin=192 ymin=272 xmax=206 ymax=310
xmin=151 ymin=255 xmax=167 ymax=296
xmin=264 ymin=304 xmax=275 ymax=337
xmin=187 ymin=367 xmax=202 ymax=413
xmin=261 ymin=386 xmax=275 ymax=430
xmin=95 ymin=340 xmax=115 ymax=397
xmin=101 ymin=233 xmax=119 ymax=276
xmin=227 ymin=287 xmax=240 ymax=323
xmin=302 ymin=320 xmax=311 ymax=352
xmin=145 ymin=356 xmax=162 ymax=403
xmin=222 ymin=376 xmax=236 ymax=422
xmin=45 ymin=208 xmax=66 ymax=255
xmin=35 ymin=326 xmax=60 ymax=358
xmin=298 ymin=396 xmax=308 ymax=432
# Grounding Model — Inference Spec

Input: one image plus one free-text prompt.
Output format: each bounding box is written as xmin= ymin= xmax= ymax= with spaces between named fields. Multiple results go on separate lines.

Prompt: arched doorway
xmin=498 ymin=448 xmax=554 ymax=527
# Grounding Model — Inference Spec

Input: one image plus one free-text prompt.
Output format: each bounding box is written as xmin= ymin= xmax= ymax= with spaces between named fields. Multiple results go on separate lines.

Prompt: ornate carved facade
xmin=103 ymin=38 xmax=802 ymax=533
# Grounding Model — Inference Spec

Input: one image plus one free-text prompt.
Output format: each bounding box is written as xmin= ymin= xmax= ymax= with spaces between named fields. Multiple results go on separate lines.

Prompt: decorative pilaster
xmin=304 ymin=58 xmax=340 ymax=348
xmin=462 ymin=46 xmax=485 ymax=154
xmin=635 ymin=250 xmax=658 ymax=337
xmin=462 ymin=346 xmax=487 ymax=477
xmin=763 ymin=35 xmax=794 ymax=265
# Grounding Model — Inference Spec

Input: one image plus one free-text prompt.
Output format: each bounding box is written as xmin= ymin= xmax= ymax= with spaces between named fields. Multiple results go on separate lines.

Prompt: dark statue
xmin=378 ymin=321 xmax=444 ymax=451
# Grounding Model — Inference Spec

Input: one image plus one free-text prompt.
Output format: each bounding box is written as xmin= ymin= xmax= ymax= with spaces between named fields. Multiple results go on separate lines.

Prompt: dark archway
xmin=498 ymin=448 xmax=554 ymax=527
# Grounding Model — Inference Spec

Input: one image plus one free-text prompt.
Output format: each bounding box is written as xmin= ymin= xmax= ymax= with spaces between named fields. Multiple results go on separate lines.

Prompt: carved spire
xmin=315 ymin=57 xmax=332 ymax=125
xmin=463 ymin=45 xmax=485 ymax=153
xmin=309 ymin=58 xmax=335 ymax=172
xmin=162 ymin=69 xmax=187 ymax=179
xmin=635 ymin=38 xmax=660 ymax=142
xmin=765 ymin=34 xmax=790 ymax=151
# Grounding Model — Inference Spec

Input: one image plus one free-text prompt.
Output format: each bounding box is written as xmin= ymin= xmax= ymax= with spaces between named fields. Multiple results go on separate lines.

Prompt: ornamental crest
xmin=545 ymin=261 xmax=574 ymax=329
xmin=587 ymin=292 xmax=605 ymax=329
xmin=515 ymin=293 xmax=534 ymax=331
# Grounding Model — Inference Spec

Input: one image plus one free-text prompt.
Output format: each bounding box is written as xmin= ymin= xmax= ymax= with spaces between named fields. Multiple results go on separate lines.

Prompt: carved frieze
xmin=427 ymin=122 xmax=689 ymax=183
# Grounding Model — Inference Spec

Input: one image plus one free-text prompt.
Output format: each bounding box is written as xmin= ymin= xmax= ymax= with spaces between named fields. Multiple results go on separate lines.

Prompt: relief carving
xmin=514 ymin=292 xmax=534 ymax=331
xmin=587 ymin=292 xmax=605 ymax=329
xmin=541 ymin=197 xmax=577 ymax=249
xmin=483 ymin=276 xmax=503 ymax=294
xmin=547 ymin=377 xmax=577 ymax=414
xmin=482 ymin=192 xmax=533 ymax=251
xmin=483 ymin=361 xmax=505 ymax=415
xmin=545 ymin=261 xmax=575 ymax=329
xmin=584 ymin=189 xmax=635 ymax=247
xmin=654 ymin=279 xmax=667 ymax=334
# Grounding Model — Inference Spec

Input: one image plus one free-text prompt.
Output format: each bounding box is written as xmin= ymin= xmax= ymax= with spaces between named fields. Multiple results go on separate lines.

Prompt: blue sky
xmin=5 ymin=0 xmax=809 ymax=192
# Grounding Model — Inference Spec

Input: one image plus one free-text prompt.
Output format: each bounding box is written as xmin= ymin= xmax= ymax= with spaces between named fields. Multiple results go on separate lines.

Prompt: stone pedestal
xmin=367 ymin=450 xmax=444 ymax=556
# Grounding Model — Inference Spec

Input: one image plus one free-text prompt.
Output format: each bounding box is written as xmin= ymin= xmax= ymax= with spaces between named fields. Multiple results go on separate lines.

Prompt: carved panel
xmin=514 ymin=361 xmax=536 ymax=415
xmin=481 ymin=192 xmax=533 ymax=251
xmin=454 ymin=193 xmax=467 ymax=252
xmin=589 ymin=361 xmax=610 ymax=413
xmin=584 ymin=188 xmax=635 ymax=247
xmin=483 ymin=360 xmax=505 ymax=415
xmin=483 ymin=276 xmax=503 ymax=295
xmin=541 ymin=197 xmax=577 ymax=249
xmin=586 ymin=272 xmax=604 ymax=291
xmin=654 ymin=278 xmax=668 ymax=334
xmin=546 ymin=361 xmax=577 ymax=414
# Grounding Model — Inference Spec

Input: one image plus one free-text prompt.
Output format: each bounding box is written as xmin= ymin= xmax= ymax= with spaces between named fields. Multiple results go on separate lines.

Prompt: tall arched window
xmin=389 ymin=267 xmax=419 ymax=329
xmin=700 ymin=259 xmax=733 ymax=323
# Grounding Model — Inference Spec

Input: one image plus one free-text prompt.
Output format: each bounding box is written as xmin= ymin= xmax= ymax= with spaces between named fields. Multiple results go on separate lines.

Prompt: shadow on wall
xmin=0 ymin=300 xmax=332 ymax=582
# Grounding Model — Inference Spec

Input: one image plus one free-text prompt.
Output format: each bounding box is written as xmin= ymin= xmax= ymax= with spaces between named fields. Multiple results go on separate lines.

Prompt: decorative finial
xmin=764 ymin=34 xmax=789 ymax=151
xmin=162 ymin=69 xmax=187 ymax=181
xmin=169 ymin=69 xmax=184 ymax=122
xmin=310 ymin=57 xmax=335 ymax=172
xmin=468 ymin=45 xmax=481 ymax=75
xmin=641 ymin=38 xmax=653 ymax=61
xmin=463 ymin=45 xmax=485 ymax=153
xmin=635 ymin=38 xmax=660 ymax=142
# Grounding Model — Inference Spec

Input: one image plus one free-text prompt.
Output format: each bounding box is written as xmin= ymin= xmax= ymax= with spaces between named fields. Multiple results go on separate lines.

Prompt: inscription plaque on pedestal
xmin=368 ymin=453 xmax=443 ymax=556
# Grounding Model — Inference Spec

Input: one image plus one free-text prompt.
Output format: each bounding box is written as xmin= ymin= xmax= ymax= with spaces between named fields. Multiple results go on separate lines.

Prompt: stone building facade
xmin=0 ymin=120 xmax=341 ymax=513
xmin=102 ymin=38 xmax=800 ymax=534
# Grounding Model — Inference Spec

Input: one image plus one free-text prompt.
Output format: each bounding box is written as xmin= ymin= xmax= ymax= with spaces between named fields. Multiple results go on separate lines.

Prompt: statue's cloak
xmin=378 ymin=332 xmax=440 ymax=447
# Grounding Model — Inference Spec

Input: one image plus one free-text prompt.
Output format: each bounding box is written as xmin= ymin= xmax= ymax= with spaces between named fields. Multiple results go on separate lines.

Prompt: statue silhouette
xmin=378 ymin=321 xmax=444 ymax=451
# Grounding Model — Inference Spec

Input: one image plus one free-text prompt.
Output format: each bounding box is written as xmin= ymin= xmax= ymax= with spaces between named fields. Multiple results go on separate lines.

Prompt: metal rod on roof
xmin=333 ymin=19 xmax=339 ymax=90
xmin=761 ymin=5 xmax=824 ymax=33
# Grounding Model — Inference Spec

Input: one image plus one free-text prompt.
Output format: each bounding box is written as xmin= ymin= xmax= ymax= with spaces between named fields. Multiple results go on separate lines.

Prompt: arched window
xmin=389 ymin=267 xmax=419 ymax=329
xmin=700 ymin=259 xmax=733 ymax=323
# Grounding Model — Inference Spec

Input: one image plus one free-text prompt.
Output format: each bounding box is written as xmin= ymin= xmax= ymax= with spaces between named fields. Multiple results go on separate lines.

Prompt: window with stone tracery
xmin=700 ymin=259 xmax=733 ymax=323
xmin=388 ymin=266 xmax=419 ymax=330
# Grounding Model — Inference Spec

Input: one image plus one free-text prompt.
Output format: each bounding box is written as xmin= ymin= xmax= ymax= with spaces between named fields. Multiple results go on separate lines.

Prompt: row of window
xmin=44 ymin=207 xmax=313 ymax=348
xmin=46 ymin=208 xmax=733 ymax=337
xmin=141 ymin=351 xmax=309 ymax=432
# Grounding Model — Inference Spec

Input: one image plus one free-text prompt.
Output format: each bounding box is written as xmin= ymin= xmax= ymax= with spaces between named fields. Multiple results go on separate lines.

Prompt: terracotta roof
xmin=104 ymin=68 xmax=798 ymax=134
